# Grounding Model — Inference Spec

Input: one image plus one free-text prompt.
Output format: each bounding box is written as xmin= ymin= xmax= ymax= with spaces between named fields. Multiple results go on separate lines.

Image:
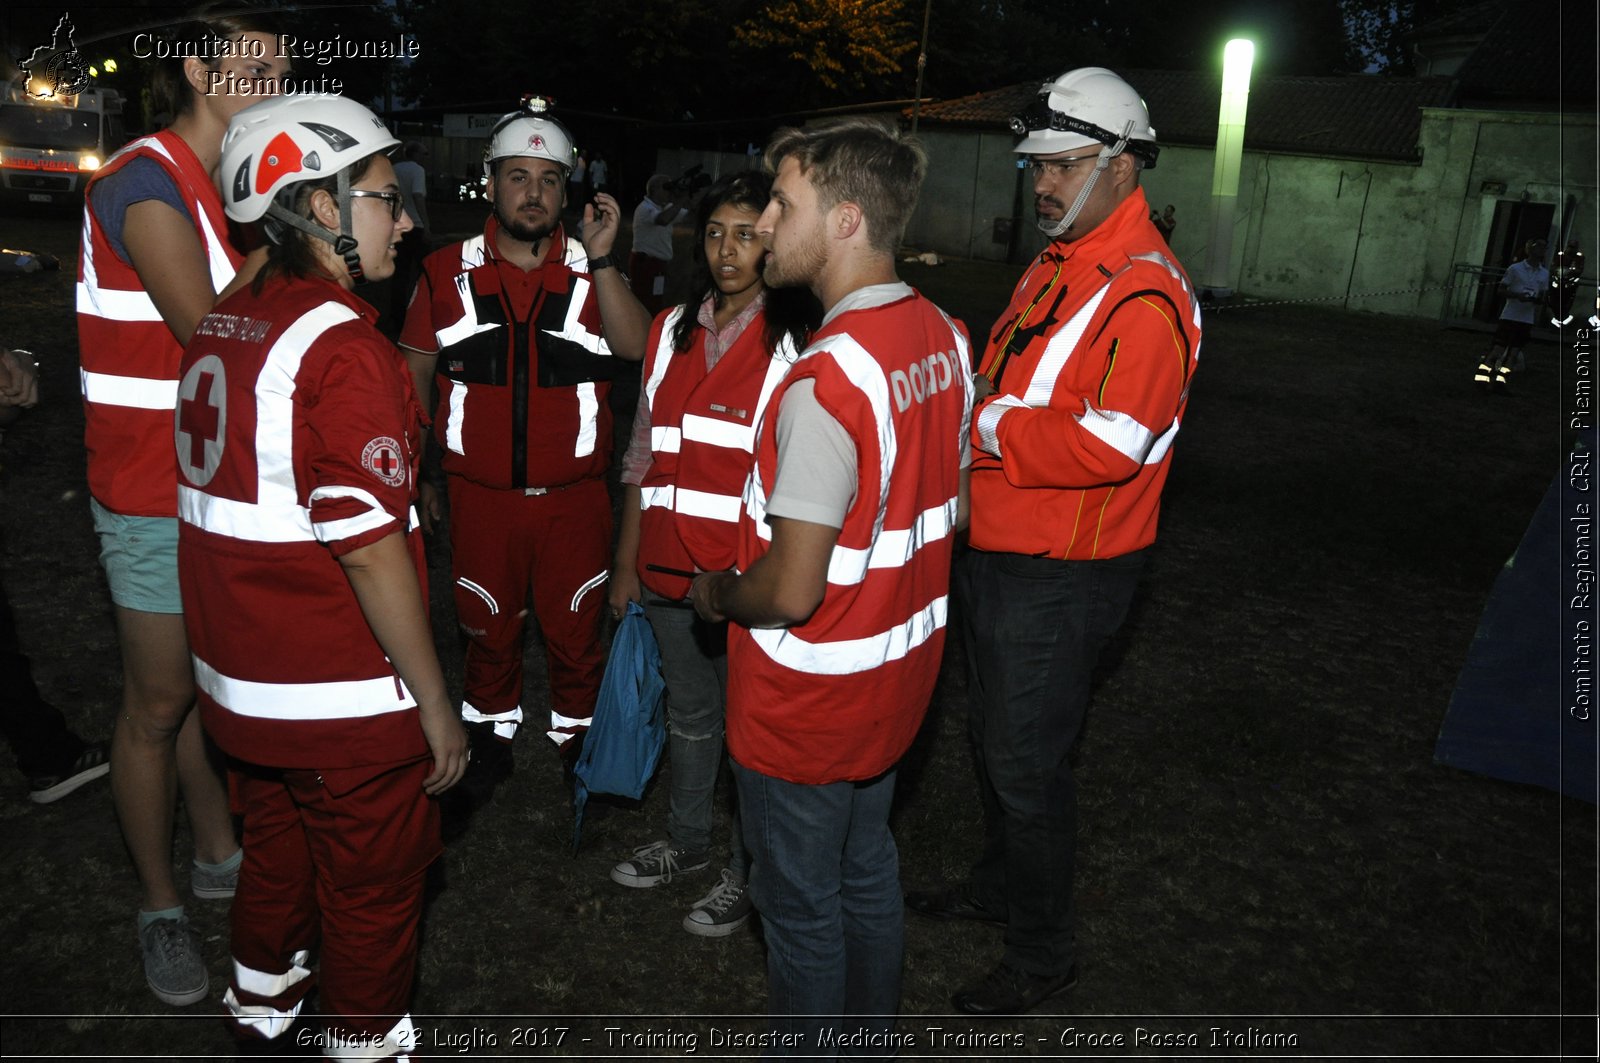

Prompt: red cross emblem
xmin=362 ymin=436 xmax=406 ymax=487
xmin=176 ymin=356 xmax=226 ymax=486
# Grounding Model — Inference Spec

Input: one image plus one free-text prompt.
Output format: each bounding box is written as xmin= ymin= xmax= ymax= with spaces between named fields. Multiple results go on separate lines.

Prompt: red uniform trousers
xmin=225 ymin=756 xmax=440 ymax=1052
xmin=447 ymin=474 xmax=611 ymax=747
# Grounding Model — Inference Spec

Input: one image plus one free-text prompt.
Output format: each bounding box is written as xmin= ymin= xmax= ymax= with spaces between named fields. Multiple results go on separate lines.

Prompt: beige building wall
xmin=905 ymin=108 xmax=1597 ymax=321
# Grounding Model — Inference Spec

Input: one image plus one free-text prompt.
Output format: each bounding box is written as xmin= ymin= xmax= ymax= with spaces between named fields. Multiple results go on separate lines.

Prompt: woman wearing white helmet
xmin=75 ymin=0 xmax=289 ymax=1010
xmin=176 ymin=92 xmax=467 ymax=1058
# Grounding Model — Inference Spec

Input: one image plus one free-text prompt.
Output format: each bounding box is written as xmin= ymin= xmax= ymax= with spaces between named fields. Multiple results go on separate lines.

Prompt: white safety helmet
xmin=222 ymin=94 xmax=400 ymax=223
xmin=219 ymin=93 xmax=400 ymax=281
xmin=1010 ymin=68 xmax=1158 ymax=239
xmin=1009 ymin=67 xmax=1159 ymax=169
xmin=483 ymin=95 xmax=577 ymax=180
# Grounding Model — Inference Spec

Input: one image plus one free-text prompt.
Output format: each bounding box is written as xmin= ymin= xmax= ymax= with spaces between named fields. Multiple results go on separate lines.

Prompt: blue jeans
xmin=644 ymin=595 xmax=745 ymax=875
xmin=956 ymin=547 xmax=1145 ymax=976
xmin=735 ymin=762 xmax=903 ymax=1057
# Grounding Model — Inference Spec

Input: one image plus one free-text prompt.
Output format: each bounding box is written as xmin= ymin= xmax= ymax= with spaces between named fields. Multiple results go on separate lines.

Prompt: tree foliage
xmin=1340 ymin=0 xmax=1460 ymax=74
xmin=393 ymin=0 xmax=1448 ymax=124
xmin=731 ymin=0 xmax=917 ymax=103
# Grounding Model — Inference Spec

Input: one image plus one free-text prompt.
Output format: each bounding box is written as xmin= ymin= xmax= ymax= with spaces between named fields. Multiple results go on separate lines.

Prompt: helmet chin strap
xmin=1036 ymin=120 xmax=1135 ymax=238
xmin=262 ymin=168 xmax=366 ymax=283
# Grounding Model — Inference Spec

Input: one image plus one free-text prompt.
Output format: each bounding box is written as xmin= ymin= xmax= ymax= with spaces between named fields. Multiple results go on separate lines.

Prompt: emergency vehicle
xmin=0 ymin=82 xmax=126 ymax=206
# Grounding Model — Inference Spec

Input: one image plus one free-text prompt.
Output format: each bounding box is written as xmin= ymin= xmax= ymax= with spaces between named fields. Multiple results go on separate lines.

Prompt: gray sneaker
xmin=610 ymin=840 xmax=709 ymax=888
xmin=682 ymin=868 xmax=752 ymax=937
xmin=191 ymin=852 xmax=240 ymax=900
xmin=140 ymin=916 xmax=209 ymax=1006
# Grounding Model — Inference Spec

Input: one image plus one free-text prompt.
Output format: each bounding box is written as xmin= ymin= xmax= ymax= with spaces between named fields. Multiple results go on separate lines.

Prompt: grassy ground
xmin=0 ymin=201 xmax=1594 ymax=1060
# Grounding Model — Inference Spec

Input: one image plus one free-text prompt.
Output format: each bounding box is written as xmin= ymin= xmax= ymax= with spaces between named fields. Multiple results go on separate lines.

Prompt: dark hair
xmin=149 ymin=2 xmax=286 ymax=121
xmin=253 ymin=153 xmax=382 ymax=291
xmin=670 ymin=170 xmax=818 ymax=357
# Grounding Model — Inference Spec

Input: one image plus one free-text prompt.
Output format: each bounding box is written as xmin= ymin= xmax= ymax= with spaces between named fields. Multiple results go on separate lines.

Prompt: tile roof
xmin=910 ymin=70 xmax=1459 ymax=162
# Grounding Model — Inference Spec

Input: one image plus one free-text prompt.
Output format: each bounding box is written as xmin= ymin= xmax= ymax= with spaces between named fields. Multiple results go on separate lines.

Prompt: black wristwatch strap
xmin=588 ymin=254 xmax=615 ymax=272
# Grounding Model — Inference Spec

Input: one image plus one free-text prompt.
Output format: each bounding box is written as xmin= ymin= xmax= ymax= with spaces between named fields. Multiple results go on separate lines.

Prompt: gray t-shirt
xmin=764 ymin=282 xmax=971 ymax=529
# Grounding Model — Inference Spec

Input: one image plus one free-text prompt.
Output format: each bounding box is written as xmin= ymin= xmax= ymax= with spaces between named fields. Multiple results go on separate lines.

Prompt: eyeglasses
xmin=1027 ymin=155 xmax=1103 ymax=180
xmin=348 ymin=190 xmax=405 ymax=221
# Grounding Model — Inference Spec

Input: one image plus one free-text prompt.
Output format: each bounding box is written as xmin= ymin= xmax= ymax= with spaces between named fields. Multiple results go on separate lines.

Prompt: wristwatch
xmin=588 ymin=254 xmax=615 ymax=272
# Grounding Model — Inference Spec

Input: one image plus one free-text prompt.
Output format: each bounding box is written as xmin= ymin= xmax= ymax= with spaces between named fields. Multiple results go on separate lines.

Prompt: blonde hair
xmin=763 ymin=119 xmax=927 ymax=253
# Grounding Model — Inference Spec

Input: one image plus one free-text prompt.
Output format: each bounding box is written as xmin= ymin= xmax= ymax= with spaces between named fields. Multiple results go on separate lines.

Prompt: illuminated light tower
xmin=1201 ymin=39 xmax=1254 ymax=299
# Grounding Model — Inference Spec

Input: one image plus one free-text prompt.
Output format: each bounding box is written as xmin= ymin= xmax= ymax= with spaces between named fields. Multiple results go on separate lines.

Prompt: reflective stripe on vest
xmin=445 ymin=382 xmax=467 ymax=454
xmin=745 ymin=331 xmax=963 ymax=665
xmin=748 ymin=593 xmax=947 ymax=677
xmin=433 ymin=234 xmax=608 ymax=462
xmin=194 ymin=657 xmax=416 ymax=719
xmin=981 ymin=248 xmax=1195 ymax=466
xmin=640 ymin=484 xmax=675 ymax=510
xmin=574 ymin=381 xmax=599 ymax=458
xmin=651 ymin=425 xmax=682 ymax=453
xmin=78 ymin=137 xmax=236 ymax=325
xmin=80 ymin=368 xmax=178 ymax=410
xmin=644 ymin=314 xmax=797 ymax=531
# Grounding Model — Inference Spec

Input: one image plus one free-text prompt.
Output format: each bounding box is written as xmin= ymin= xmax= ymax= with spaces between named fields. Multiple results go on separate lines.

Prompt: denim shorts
xmin=90 ymin=498 xmax=182 ymax=614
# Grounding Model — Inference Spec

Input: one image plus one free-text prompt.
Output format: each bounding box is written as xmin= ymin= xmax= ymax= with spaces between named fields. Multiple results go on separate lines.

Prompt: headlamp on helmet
xmin=1009 ymin=95 xmax=1159 ymax=168
xmin=482 ymin=94 xmax=578 ymax=180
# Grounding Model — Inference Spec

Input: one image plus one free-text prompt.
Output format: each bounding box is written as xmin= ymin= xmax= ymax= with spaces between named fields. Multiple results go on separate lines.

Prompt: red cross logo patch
xmin=176 ymin=355 xmax=227 ymax=486
xmin=362 ymin=436 xmax=406 ymax=487
xmin=529 ymin=134 xmax=545 ymax=150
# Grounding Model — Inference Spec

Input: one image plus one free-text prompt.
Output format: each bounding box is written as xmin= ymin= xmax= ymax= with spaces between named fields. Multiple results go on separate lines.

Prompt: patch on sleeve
xmin=361 ymin=436 xmax=407 ymax=487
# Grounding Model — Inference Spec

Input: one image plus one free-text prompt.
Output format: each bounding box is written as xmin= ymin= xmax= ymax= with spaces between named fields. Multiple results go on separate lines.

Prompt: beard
xmin=761 ymin=221 xmax=827 ymax=290
xmin=494 ymin=199 xmax=558 ymax=245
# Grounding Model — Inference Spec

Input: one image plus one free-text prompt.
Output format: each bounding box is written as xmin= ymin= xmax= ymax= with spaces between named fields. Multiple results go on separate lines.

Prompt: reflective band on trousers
xmin=326 ymin=1015 xmax=419 ymax=1061
xmin=463 ymin=701 xmax=521 ymax=740
xmin=224 ymin=951 xmax=311 ymax=1039
xmin=193 ymin=657 xmax=416 ymax=719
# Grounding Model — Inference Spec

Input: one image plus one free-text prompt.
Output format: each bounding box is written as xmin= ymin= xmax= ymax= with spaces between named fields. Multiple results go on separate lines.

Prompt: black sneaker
xmin=28 ymin=741 xmax=110 ymax=804
xmin=683 ymin=869 xmax=752 ymax=936
xmin=610 ymin=839 xmax=710 ymax=887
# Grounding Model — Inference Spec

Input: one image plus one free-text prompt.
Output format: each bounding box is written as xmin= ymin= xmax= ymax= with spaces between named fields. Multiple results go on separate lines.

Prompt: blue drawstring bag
xmin=571 ymin=600 xmax=666 ymax=851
